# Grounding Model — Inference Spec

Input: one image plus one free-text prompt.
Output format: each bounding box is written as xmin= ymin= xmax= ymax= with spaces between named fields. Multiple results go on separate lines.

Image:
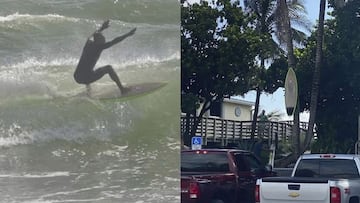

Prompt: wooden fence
xmin=181 ymin=116 xmax=311 ymax=147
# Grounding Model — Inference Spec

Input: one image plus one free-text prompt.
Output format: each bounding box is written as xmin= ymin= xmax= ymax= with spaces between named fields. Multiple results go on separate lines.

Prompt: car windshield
xmin=294 ymin=159 xmax=360 ymax=178
xmin=181 ymin=152 xmax=230 ymax=172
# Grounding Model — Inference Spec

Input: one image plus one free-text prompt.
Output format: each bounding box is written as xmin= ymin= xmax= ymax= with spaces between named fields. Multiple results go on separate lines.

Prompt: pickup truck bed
xmin=256 ymin=154 xmax=360 ymax=203
xmin=258 ymin=177 xmax=330 ymax=203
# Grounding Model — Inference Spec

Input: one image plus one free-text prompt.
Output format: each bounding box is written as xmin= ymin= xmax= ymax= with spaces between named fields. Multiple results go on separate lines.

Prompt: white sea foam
xmin=0 ymin=12 xmax=81 ymax=23
xmin=0 ymin=1 xmax=179 ymax=202
xmin=0 ymin=57 xmax=77 ymax=71
xmin=0 ymin=54 xmax=177 ymax=74
xmin=97 ymin=144 xmax=129 ymax=157
xmin=40 ymin=184 xmax=107 ymax=199
xmin=0 ymin=134 xmax=33 ymax=147
xmin=0 ymin=123 xmax=111 ymax=147
xmin=0 ymin=171 xmax=70 ymax=178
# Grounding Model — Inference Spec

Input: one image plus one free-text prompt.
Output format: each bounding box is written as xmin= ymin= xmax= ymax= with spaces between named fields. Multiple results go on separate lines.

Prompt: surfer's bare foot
xmin=121 ymin=87 xmax=131 ymax=95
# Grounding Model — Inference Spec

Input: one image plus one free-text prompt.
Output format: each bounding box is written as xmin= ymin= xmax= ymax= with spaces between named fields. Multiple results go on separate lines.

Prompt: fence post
xmin=204 ymin=117 xmax=208 ymax=145
xmin=213 ymin=118 xmax=216 ymax=142
xmin=224 ymin=120 xmax=228 ymax=146
xmin=232 ymin=121 xmax=236 ymax=142
xmin=220 ymin=119 xmax=224 ymax=146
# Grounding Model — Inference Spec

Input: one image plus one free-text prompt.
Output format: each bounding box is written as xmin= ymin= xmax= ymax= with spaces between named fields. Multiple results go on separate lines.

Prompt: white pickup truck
xmin=256 ymin=154 xmax=360 ymax=203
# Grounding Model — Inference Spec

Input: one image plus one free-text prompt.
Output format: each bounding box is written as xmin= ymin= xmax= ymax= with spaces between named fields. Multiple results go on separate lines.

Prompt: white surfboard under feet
xmin=88 ymin=82 xmax=166 ymax=100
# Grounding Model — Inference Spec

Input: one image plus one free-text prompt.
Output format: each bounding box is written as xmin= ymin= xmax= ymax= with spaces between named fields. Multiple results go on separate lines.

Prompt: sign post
xmin=191 ymin=136 xmax=202 ymax=150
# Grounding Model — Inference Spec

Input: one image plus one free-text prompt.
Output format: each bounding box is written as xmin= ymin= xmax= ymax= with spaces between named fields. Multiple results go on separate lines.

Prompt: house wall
xmin=222 ymin=102 xmax=252 ymax=121
xmin=194 ymin=99 xmax=254 ymax=121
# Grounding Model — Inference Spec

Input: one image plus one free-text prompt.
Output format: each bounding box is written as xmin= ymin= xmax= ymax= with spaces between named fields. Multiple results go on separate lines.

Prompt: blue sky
xmin=240 ymin=0 xmax=331 ymax=121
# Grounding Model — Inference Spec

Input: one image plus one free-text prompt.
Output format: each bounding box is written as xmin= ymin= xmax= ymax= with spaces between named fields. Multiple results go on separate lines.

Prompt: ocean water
xmin=0 ymin=0 xmax=180 ymax=202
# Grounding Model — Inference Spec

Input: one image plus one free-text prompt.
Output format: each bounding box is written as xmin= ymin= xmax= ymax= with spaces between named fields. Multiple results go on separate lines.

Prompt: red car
xmin=181 ymin=149 xmax=276 ymax=203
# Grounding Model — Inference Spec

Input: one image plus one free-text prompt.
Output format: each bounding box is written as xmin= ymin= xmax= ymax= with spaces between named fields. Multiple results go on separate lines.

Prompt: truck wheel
xmin=210 ymin=200 xmax=225 ymax=203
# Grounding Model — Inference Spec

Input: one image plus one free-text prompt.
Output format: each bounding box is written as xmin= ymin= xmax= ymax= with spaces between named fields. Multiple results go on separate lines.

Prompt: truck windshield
xmin=294 ymin=159 xmax=360 ymax=178
xmin=181 ymin=152 xmax=230 ymax=172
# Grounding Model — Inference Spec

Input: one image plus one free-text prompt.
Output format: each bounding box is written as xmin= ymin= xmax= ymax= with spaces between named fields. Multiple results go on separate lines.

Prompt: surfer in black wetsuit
xmin=74 ymin=20 xmax=136 ymax=94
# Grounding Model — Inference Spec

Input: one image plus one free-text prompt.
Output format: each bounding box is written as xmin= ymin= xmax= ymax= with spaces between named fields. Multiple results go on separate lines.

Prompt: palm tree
xmin=274 ymin=0 xmax=329 ymax=166
xmin=243 ymin=0 xmax=310 ymax=142
xmin=274 ymin=0 xmax=302 ymax=166
xmin=303 ymin=0 xmax=326 ymax=151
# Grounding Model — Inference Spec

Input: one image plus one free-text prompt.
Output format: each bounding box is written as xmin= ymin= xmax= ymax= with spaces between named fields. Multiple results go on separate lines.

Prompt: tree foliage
xmin=181 ymin=0 xmax=291 ymax=147
xmin=243 ymin=0 xmax=308 ymax=141
xmin=181 ymin=0 xmax=259 ymax=100
xmin=181 ymin=0 xmax=261 ymax=145
xmin=296 ymin=0 xmax=360 ymax=153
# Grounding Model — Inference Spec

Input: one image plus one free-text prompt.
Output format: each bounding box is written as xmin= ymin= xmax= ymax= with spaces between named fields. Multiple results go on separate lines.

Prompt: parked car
xmin=181 ymin=149 xmax=276 ymax=203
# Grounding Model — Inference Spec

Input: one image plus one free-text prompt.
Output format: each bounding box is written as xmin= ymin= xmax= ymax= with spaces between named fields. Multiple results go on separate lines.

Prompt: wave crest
xmin=0 ymin=12 xmax=81 ymax=23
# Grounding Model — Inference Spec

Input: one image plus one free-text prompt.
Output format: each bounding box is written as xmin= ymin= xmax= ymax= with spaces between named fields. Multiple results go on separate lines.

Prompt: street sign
xmin=191 ymin=136 xmax=202 ymax=150
xmin=285 ymin=68 xmax=298 ymax=116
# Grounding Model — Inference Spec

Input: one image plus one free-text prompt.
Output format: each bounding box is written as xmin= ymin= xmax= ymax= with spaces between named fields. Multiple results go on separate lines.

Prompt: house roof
xmin=224 ymin=98 xmax=254 ymax=106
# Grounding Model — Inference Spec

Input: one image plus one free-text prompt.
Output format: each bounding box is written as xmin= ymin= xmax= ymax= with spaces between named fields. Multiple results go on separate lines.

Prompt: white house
xmin=222 ymin=98 xmax=254 ymax=121
xmin=200 ymin=98 xmax=254 ymax=121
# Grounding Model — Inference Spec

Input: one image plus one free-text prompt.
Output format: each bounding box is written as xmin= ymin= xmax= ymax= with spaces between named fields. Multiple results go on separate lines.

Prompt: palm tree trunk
xmin=293 ymin=101 xmax=301 ymax=154
xmin=278 ymin=0 xmax=301 ymax=156
xmin=303 ymin=0 xmax=326 ymax=151
xmin=250 ymin=5 xmax=268 ymax=144
xmin=251 ymin=87 xmax=261 ymax=142
xmin=251 ymin=58 xmax=265 ymax=143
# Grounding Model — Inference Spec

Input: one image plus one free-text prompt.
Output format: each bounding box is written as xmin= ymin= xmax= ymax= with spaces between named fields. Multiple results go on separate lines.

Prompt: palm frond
xmin=291 ymin=28 xmax=308 ymax=45
xmin=266 ymin=110 xmax=284 ymax=121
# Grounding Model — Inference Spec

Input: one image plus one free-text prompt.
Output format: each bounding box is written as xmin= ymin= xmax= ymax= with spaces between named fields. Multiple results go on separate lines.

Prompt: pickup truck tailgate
xmin=259 ymin=177 xmax=329 ymax=203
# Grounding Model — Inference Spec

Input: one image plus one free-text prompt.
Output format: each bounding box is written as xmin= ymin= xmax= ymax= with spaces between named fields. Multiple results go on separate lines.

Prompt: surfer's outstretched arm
xmin=103 ymin=28 xmax=136 ymax=49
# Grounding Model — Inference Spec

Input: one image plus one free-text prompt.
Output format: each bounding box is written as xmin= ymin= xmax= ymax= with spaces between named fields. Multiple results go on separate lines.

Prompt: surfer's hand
xmin=99 ymin=20 xmax=110 ymax=32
